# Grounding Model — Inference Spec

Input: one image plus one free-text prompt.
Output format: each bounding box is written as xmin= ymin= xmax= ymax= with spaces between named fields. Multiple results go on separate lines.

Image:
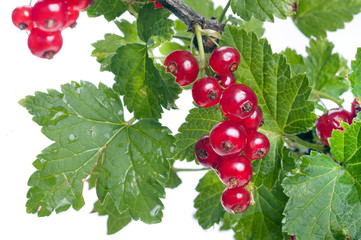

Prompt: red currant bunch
xmin=12 ymin=0 xmax=90 ymax=59
xmin=187 ymin=45 xmax=270 ymax=215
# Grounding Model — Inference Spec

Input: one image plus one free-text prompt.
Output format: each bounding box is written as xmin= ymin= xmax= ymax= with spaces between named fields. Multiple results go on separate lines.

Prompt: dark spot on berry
xmin=197 ymin=148 xmax=208 ymax=159
xmin=70 ymin=21 xmax=78 ymax=29
xmin=208 ymin=89 xmax=219 ymax=100
xmin=18 ymin=22 xmax=28 ymax=30
xmin=229 ymin=177 xmax=238 ymax=188
xmin=259 ymin=119 xmax=265 ymax=127
xmin=242 ymin=101 xmax=253 ymax=113
xmin=222 ymin=141 xmax=233 ymax=152
xmin=45 ymin=19 xmax=56 ymax=29
xmin=256 ymin=148 xmax=265 ymax=158
xmin=229 ymin=62 xmax=238 ymax=72
xmin=232 ymin=205 xmax=243 ymax=214
xmin=44 ymin=51 xmax=55 ymax=59
xmin=167 ymin=61 xmax=178 ymax=74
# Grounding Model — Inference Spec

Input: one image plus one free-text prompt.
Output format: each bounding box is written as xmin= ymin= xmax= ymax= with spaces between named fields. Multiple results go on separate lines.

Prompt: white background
xmin=1 ymin=1 xmax=361 ymax=239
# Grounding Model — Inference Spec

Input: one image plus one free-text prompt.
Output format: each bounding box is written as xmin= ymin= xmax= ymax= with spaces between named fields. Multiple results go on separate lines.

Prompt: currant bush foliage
xmin=21 ymin=0 xmax=361 ymax=239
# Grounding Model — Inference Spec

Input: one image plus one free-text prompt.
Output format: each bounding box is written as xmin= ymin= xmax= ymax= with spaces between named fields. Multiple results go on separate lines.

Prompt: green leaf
xmin=137 ymin=3 xmax=174 ymax=48
xmin=165 ymin=167 xmax=182 ymax=189
xmin=194 ymin=170 xmax=288 ymax=238
xmin=349 ymin=48 xmax=361 ymax=98
xmin=227 ymin=15 xmax=265 ymax=38
xmin=91 ymin=20 xmax=141 ymax=71
xmin=283 ymin=123 xmax=361 ymax=239
xmin=111 ymin=43 xmax=182 ymax=119
xmin=282 ymin=48 xmax=307 ymax=75
xmin=175 ymin=106 xmax=225 ymax=162
xmin=221 ymin=26 xmax=316 ymax=188
xmin=182 ymin=0 xmax=223 ymax=19
xmin=231 ymin=0 xmax=296 ymax=22
xmin=305 ymin=39 xmax=349 ymax=99
xmin=93 ymin=196 xmax=132 ymax=235
xmin=87 ymin=0 xmax=128 ymax=21
xmin=194 ymin=170 xmax=226 ymax=229
xmin=22 ymin=81 xmax=175 ymax=225
xmin=293 ymin=0 xmax=361 ymax=38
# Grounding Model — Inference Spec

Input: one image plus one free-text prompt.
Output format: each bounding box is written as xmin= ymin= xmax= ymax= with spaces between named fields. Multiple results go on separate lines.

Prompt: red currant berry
xmin=219 ymin=84 xmax=258 ymax=121
xmin=289 ymin=236 xmax=296 ymax=240
xmin=221 ymin=186 xmax=250 ymax=214
xmin=351 ymin=98 xmax=361 ymax=117
xmin=243 ymin=131 xmax=270 ymax=160
xmin=32 ymin=0 xmax=68 ymax=32
xmin=65 ymin=0 xmax=90 ymax=10
xmin=209 ymin=120 xmax=247 ymax=156
xmin=63 ymin=9 xmax=80 ymax=29
xmin=192 ymin=78 xmax=222 ymax=108
xmin=315 ymin=108 xmax=353 ymax=146
xmin=209 ymin=46 xmax=240 ymax=76
xmin=164 ymin=50 xmax=199 ymax=86
xmin=12 ymin=6 xmax=34 ymax=31
xmin=194 ymin=135 xmax=222 ymax=168
xmin=214 ymin=73 xmax=236 ymax=89
xmin=28 ymin=28 xmax=63 ymax=59
xmin=239 ymin=106 xmax=263 ymax=131
xmin=217 ymin=155 xmax=252 ymax=188
xmin=150 ymin=0 xmax=163 ymax=8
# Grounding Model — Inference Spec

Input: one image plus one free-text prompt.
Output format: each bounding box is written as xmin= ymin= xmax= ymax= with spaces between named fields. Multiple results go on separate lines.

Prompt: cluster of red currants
xmin=164 ymin=46 xmax=270 ymax=214
xmin=12 ymin=0 xmax=90 ymax=59
xmin=315 ymin=98 xmax=360 ymax=146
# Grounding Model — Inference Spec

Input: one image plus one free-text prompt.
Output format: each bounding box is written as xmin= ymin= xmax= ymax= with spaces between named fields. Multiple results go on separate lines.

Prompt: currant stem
xmin=219 ymin=0 xmax=231 ymax=23
xmin=312 ymin=89 xmax=344 ymax=108
xmin=195 ymin=24 xmax=212 ymax=77
xmin=128 ymin=5 xmax=138 ymax=18
xmin=173 ymin=167 xmax=209 ymax=172
xmin=205 ymin=34 xmax=220 ymax=47
xmin=284 ymin=134 xmax=325 ymax=152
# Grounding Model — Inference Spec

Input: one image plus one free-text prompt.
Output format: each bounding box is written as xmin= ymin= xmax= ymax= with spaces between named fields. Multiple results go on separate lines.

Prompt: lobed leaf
xmin=293 ymin=0 xmax=361 ymax=38
xmin=22 ymin=81 xmax=175 ymax=225
xmin=137 ymin=3 xmax=174 ymax=48
xmin=283 ymin=122 xmax=361 ymax=239
xmin=231 ymin=0 xmax=296 ymax=22
xmin=111 ymin=43 xmax=182 ymax=119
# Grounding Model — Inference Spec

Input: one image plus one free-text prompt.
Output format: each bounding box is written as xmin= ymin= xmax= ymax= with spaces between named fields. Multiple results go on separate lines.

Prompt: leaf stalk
xmin=284 ymin=134 xmax=325 ymax=152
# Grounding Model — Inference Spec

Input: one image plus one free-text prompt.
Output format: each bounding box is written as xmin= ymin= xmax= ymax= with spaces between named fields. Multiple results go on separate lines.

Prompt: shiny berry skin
xmin=209 ymin=120 xmax=247 ymax=156
xmin=219 ymin=84 xmax=258 ymax=121
xmin=209 ymin=46 xmax=240 ymax=76
xmin=192 ymin=78 xmax=222 ymax=107
xmin=28 ymin=28 xmax=63 ymax=59
xmin=164 ymin=50 xmax=199 ymax=86
xmin=315 ymin=108 xmax=353 ymax=146
xmin=194 ymin=135 xmax=222 ymax=168
xmin=214 ymin=73 xmax=236 ymax=88
xmin=32 ymin=0 xmax=68 ymax=32
xmin=351 ymin=98 xmax=361 ymax=117
xmin=244 ymin=131 xmax=270 ymax=160
xmin=12 ymin=6 xmax=34 ymax=31
xmin=65 ymin=0 xmax=90 ymax=10
xmin=239 ymin=106 xmax=263 ymax=131
xmin=63 ymin=9 xmax=80 ymax=29
xmin=217 ymin=155 xmax=252 ymax=188
xmin=221 ymin=186 xmax=250 ymax=214
xmin=150 ymin=0 xmax=163 ymax=8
